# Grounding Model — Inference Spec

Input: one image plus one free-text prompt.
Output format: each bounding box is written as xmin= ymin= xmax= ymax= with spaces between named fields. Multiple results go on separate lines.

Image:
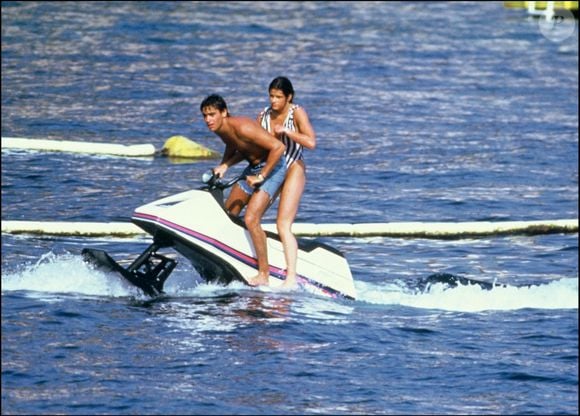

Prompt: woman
xmin=258 ymin=76 xmax=316 ymax=288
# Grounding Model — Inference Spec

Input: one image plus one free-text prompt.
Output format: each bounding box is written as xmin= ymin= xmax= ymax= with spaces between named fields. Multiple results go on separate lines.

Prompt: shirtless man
xmin=200 ymin=94 xmax=286 ymax=286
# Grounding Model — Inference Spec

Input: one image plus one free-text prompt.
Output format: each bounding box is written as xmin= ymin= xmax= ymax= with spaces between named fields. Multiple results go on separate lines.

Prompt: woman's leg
xmin=277 ymin=161 xmax=305 ymax=287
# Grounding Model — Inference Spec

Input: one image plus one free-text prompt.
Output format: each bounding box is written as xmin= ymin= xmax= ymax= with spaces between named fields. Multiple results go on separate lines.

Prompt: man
xmin=200 ymin=94 xmax=286 ymax=286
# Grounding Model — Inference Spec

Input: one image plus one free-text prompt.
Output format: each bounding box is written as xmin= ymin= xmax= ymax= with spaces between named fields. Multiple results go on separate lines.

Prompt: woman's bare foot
xmin=245 ymin=274 xmax=270 ymax=287
xmin=281 ymin=276 xmax=298 ymax=290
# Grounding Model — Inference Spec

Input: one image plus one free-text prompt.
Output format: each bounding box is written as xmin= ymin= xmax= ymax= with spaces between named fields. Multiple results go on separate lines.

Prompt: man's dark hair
xmin=200 ymin=94 xmax=229 ymax=115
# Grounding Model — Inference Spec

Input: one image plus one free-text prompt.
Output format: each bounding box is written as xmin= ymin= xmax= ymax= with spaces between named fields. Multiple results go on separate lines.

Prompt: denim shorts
xmin=238 ymin=158 xmax=287 ymax=198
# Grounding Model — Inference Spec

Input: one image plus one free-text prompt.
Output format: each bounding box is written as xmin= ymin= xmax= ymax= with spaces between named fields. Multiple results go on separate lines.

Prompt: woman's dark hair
xmin=200 ymin=94 xmax=229 ymax=115
xmin=269 ymin=76 xmax=294 ymax=102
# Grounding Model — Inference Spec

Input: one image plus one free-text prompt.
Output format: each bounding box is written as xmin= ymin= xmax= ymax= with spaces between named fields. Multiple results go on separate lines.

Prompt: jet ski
xmin=83 ymin=171 xmax=357 ymax=300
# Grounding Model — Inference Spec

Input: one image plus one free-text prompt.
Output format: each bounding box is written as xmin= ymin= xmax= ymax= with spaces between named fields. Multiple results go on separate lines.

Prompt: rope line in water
xmin=2 ymin=136 xmax=219 ymax=158
xmin=2 ymin=137 xmax=156 ymax=157
xmin=2 ymin=219 xmax=577 ymax=238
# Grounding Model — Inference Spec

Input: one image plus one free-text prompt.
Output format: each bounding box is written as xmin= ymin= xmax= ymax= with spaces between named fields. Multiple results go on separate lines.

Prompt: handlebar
xmin=201 ymin=170 xmax=245 ymax=190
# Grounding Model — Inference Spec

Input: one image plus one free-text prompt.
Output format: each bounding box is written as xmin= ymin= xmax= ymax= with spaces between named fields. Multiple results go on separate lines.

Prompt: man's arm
xmin=214 ymin=144 xmax=243 ymax=178
xmin=240 ymin=121 xmax=285 ymax=178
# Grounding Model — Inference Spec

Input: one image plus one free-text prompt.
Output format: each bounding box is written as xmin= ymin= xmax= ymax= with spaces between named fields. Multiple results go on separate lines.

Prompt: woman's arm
xmin=275 ymin=106 xmax=316 ymax=149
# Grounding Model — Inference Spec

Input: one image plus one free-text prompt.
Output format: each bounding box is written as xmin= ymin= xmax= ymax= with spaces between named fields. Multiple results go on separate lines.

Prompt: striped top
xmin=259 ymin=104 xmax=303 ymax=168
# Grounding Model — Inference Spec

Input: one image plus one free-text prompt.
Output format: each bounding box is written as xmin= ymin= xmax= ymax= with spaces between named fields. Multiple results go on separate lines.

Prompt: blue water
xmin=2 ymin=2 xmax=578 ymax=414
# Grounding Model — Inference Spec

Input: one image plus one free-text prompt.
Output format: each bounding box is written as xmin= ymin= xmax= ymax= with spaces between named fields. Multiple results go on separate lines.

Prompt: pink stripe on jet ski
xmin=132 ymin=212 xmax=343 ymax=298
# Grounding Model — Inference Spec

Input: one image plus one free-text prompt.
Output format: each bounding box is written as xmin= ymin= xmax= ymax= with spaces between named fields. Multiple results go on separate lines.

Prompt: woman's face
xmin=269 ymin=88 xmax=290 ymax=111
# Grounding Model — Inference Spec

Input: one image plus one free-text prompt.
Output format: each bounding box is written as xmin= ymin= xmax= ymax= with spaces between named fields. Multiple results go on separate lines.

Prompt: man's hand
xmin=246 ymin=174 xmax=265 ymax=188
xmin=213 ymin=163 xmax=228 ymax=179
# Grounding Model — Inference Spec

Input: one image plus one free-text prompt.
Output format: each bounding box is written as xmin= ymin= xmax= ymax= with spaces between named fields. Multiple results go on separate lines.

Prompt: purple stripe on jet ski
xmin=132 ymin=212 xmax=344 ymax=298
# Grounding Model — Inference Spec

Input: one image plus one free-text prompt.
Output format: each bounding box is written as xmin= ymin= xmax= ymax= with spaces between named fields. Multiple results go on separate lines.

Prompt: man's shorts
xmin=238 ymin=158 xmax=287 ymax=198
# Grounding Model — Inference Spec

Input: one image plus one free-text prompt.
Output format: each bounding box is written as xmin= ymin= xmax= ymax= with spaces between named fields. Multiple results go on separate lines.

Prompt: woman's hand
xmin=273 ymin=125 xmax=288 ymax=138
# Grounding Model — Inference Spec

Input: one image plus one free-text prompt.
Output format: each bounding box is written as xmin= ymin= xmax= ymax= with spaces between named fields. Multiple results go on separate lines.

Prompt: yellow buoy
xmin=503 ymin=1 xmax=578 ymax=11
xmin=161 ymin=135 xmax=219 ymax=159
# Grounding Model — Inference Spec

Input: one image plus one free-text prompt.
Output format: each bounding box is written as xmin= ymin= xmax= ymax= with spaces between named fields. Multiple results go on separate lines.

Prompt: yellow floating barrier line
xmin=2 ymin=137 xmax=157 ymax=157
xmin=2 ymin=136 xmax=220 ymax=159
xmin=283 ymin=219 xmax=578 ymax=238
xmin=1 ymin=221 xmax=145 ymax=237
xmin=2 ymin=219 xmax=577 ymax=239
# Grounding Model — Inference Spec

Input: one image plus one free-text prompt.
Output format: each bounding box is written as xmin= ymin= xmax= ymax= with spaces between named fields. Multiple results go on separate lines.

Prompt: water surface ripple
xmin=2 ymin=2 xmax=578 ymax=415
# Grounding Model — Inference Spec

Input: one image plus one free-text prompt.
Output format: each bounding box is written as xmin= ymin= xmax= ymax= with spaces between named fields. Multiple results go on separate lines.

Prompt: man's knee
xmin=244 ymin=210 xmax=260 ymax=229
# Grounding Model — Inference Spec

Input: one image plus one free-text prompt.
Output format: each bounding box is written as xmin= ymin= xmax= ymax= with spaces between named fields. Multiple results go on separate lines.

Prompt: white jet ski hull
xmin=131 ymin=189 xmax=357 ymax=300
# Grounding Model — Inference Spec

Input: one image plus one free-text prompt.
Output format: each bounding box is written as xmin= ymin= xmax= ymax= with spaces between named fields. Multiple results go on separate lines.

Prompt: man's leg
xmin=225 ymin=184 xmax=251 ymax=216
xmin=243 ymin=190 xmax=272 ymax=286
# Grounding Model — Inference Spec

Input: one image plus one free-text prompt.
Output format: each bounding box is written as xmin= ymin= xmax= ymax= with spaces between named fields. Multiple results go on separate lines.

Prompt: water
xmin=2 ymin=2 xmax=578 ymax=414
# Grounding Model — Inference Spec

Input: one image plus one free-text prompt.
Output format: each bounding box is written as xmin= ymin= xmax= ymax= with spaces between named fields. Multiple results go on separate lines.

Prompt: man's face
xmin=201 ymin=105 xmax=226 ymax=132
